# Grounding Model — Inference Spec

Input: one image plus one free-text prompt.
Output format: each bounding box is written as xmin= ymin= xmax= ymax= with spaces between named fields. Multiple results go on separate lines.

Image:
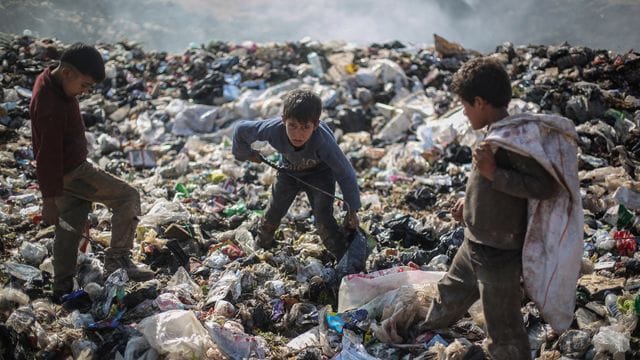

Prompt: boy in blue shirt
xmin=232 ymin=89 xmax=360 ymax=259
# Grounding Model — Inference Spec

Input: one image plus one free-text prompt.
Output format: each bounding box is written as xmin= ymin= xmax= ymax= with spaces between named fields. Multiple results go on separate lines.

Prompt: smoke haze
xmin=0 ymin=0 xmax=638 ymax=52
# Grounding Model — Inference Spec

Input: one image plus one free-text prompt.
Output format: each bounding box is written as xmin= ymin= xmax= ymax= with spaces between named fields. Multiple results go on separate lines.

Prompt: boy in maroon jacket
xmin=29 ymin=43 xmax=153 ymax=300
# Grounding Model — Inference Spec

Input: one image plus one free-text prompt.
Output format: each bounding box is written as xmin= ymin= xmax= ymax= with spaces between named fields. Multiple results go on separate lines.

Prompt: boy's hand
xmin=42 ymin=198 xmax=59 ymax=226
xmin=451 ymin=198 xmax=464 ymax=222
xmin=344 ymin=211 xmax=359 ymax=231
xmin=248 ymin=151 xmax=262 ymax=164
xmin=474 ymin=142 xmax=496 ymax=181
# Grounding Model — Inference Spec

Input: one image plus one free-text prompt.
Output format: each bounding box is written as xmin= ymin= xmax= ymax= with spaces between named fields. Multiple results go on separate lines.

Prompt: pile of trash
xmin=1 ymin=31 xmax=640 ymax=359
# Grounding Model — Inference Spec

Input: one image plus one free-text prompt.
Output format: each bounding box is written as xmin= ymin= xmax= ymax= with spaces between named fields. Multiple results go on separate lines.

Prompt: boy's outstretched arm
xmin=318 ymin=140 xmax=361 ymax=221
xmin=232 ymin=119 xmax=272 ymax=162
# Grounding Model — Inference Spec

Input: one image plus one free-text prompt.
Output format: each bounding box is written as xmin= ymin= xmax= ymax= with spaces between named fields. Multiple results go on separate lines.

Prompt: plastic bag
xmin=557 ymin=329 xmax=591 ymax=358
xmin=613 ymin=186 xmax=640 ymax=210
xmin=286 ymin=327 xmax=320 ymax=351
xmin=124 ymin=336 xmax=159 ymax=360
xmin=376 ymin=112 xmax=413 ymax=143
xmin=283 ymin=303 xmax=318 ymax=330
xmin=213 ymin=300 xmax=236 ymax=318
xmin=326 ymin=309 xmax=368 ymax=334
xmin=140 ymin=199 xmax=190 ymax=227
xmin=204 ymin=252 xmax=231 ymax=270
xmin=171 ymin=102 xmax=221 ymax=136
xmin=155 ymin=293 xmax=189 ymax=311
xmin=426 ymin=338 xmax=480 ymax=360
xmin=64 ymin=310 xmax=94 ymax=329
xmin=338 ymin=266 xmax=444 ymax=312
xmin=76 ymin=255 xmax=104 ymax=287
xmin=19 ymin=242 xmax=47 ymax=266
xmin=335 ymin=230 xmax=368 ymax=281
xmin=135 ymin=111 xmax=166 ymax=145
xmin=0 ymin=288 xmax=30 ymax=311
xmin=2 ymin=262 xmax=43 ymax=282
xmin=205 ymin=321 xmax=267 ymax=359
xmin=332 ymin=329 xmax=378 ymax=360
xmin=6 ymin=306 xmax=36 ymax=333
xmin=92 ymin=269 xmax=128 ymax=320
xmin=592 ymin=326 xmax=630 ymax=356
xmin=369 ymin=59 xmax=408 ymax=87
xmin=467 ymin=300 xmax=485 ymax=328
xmin=297 ymin=259 xmax=326 ymax=282
xmin=318 ymin=306 xmax=342 ymax=357
xmin=365 ymin=283 xmax=438 ymax=343
xmin=159 ymin=153 xmax=189 ymax=179
xmin=205 ymin=270 xmax=242 ymax=307
xmin=71 ymin=339 xmax=97 ymax=359
xmin=138 ymin=310 xmax=211 ymax=358
xmin=165 ymin=266 xmax=202 ymax=302
xmin=38 ymin=257 xmax=54 ymax=275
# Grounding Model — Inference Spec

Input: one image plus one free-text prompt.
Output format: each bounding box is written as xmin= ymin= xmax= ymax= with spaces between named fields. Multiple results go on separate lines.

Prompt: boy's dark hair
xmin=282 ymin=89 xmax=322 ymax=123
xmin=451 ymin=57 xmax=511 ymax=107
xmin=60 ymin=43 xmax=106 ymax=82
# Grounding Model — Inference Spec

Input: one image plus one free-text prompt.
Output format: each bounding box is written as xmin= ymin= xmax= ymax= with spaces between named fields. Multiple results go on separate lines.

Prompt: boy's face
xmin=461 ymin=97 xmax=490 ymax=130
xmin=61 ymin=66 xmax=96 ymax=97
xmin=283 ymin=117 xmax=318 ymax=147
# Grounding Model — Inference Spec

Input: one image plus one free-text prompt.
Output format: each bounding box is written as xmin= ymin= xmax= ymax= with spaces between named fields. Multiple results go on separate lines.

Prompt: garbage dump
xmin=1 ymin=31 xmax=640 ymax=359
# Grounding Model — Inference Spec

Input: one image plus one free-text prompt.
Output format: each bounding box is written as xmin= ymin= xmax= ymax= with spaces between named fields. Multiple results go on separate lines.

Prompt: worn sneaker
xmin=104 ymin=255 xmax=155 ymax=282
xmin=255 ymin=221 xmax=278 ymax=249
xmin=323 ymin=237 xmax=348 ymax=261
xmin=51 ymin=282 xmax=74 ymax=305
xmin=51 ymin=292 xmax=66 ymax=305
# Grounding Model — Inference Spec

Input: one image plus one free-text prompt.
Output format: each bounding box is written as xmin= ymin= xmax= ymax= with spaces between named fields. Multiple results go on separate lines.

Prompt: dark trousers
xmin=264 ymin=169 xmax=345 ymax=257
xmin=423 ymin=239 xmax=530 ymax=360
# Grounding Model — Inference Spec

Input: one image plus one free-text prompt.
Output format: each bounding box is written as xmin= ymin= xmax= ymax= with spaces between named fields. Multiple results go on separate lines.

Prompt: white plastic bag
xmin=205 ymin=270 xmax=242 ymax=307
xmin=124 ymin=336 xmax=158 ymax=360
xmin=172 ymin=103 xmax=220 ymax=136
xmin=338 ymin=266 xmax=444 ymax=312
xmin=137 ymin=310 xmax=211 ymax=358
xmin=592 ymin=326 xmax=630 ymax=357
xmin=19 ymin=242 xmax=48 ymax=266
xmin=364 ymin=283 xmax=439 ymax=343
xmin=332 ymin=329 xmax=378 ymax=360
xmin=205 ymin=321 xmax=267 ymax=359
xmin=286 ymin=327 xmax=320 ymax=351
xmin=140 ymin=199 xmax=190 ymax=227
xmin=165 ymin=266 xmax=203 ymax=301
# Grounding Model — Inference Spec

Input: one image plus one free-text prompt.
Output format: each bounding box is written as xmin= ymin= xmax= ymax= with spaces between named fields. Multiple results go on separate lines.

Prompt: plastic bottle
xmin=307 ymin=52 xmax=324 ymax=77
xmin=174 ymin=183 xmax=190 ymax=198
xmin=605 ymin=292 xmax=622 ymax=319
xmin=222 ymin=203 xmax=247 ymax=217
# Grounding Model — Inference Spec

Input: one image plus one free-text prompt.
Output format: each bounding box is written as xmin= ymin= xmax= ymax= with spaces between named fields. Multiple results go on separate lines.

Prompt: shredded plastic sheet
xmin=137 ymin=310 xmax=211 ymax=357
xmin=338 ymin=266 xmax=444 ymax=312
xmin=485 ymin=114 xmax=584 ymax=332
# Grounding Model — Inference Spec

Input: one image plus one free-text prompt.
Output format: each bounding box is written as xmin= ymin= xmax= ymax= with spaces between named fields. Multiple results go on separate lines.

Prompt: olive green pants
xmin=53 ymin=161 xmax=140 ymax=292
xmin=423 ymin=239 xmax=531 ymax=360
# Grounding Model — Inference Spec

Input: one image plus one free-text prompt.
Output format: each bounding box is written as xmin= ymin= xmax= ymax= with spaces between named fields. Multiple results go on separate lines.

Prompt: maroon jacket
xmin=29 ymin=66 xmax=87 ymax=198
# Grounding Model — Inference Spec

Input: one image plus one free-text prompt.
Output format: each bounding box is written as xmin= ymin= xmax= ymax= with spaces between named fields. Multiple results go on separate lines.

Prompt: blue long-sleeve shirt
xmin=232 ymin=117 xmax=361 ymax=210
